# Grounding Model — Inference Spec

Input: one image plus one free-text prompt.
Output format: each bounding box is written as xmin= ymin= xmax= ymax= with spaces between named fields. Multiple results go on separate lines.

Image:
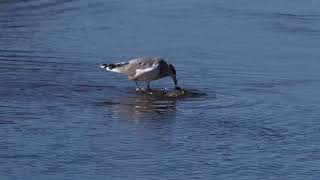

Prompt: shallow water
xmin=1 ymin=0 xmax=320 ymax=179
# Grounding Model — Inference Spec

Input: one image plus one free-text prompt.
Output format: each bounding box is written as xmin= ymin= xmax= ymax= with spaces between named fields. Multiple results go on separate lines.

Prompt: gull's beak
xmin=171 ymin=75 xmax=178 ymax=87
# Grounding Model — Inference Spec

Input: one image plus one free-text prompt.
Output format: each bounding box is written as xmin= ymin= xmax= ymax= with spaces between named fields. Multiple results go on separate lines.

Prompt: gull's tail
xmin=99 ymin=62 xmax=129 ymax=73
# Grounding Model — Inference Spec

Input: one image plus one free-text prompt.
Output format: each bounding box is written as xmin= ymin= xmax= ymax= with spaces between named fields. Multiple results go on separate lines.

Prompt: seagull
xmin=100 ymin=57 xmax=179 ymax=91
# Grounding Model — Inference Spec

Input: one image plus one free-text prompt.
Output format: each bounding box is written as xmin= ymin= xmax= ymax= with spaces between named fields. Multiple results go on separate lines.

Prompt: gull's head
xmin=168 ymin=64 xmax=178 ymax=87
xmin=168 ymin=64 xmax=176 ymax=75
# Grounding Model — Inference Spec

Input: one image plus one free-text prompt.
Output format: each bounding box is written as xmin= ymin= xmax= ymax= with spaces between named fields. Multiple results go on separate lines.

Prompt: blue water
xmin=1 ymin=0 xmax=320 ymax=179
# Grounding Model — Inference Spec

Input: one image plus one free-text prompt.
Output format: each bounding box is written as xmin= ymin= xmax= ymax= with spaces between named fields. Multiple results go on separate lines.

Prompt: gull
xmin=100 ymin=57 xmax=179 ymax=90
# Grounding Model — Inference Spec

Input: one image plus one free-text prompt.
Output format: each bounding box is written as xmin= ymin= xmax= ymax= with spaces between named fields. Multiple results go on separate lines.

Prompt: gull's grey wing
xmin=125 ymin=57 xmax=164 ymax=77
xmin=133 ymin=62 xmax=161 ymax=81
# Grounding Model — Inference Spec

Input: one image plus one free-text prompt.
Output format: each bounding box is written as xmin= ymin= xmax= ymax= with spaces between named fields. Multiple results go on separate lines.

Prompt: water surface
xmin=1 ymin=0 xmax=320 ymax=179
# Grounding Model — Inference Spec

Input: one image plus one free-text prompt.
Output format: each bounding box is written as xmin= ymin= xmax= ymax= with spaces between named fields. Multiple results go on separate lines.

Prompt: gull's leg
xmin=135 ymin=81 xmax=142 ymax=91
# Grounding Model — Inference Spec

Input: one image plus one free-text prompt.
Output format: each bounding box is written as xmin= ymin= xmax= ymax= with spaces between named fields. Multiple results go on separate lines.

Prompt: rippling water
xmin=1 ymin=0 xmax=320 ymax=179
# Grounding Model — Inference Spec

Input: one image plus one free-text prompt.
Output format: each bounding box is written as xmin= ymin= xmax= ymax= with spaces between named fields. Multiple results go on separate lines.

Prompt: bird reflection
xmin=99 ymin=88 xmax=205 ymax=120
xmin=100 ymin=90 xmax=180 ymax=120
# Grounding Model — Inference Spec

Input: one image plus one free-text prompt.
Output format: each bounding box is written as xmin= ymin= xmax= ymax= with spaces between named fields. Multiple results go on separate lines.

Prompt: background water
xmin=1 ymin=0 xmax=320 ymax=179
